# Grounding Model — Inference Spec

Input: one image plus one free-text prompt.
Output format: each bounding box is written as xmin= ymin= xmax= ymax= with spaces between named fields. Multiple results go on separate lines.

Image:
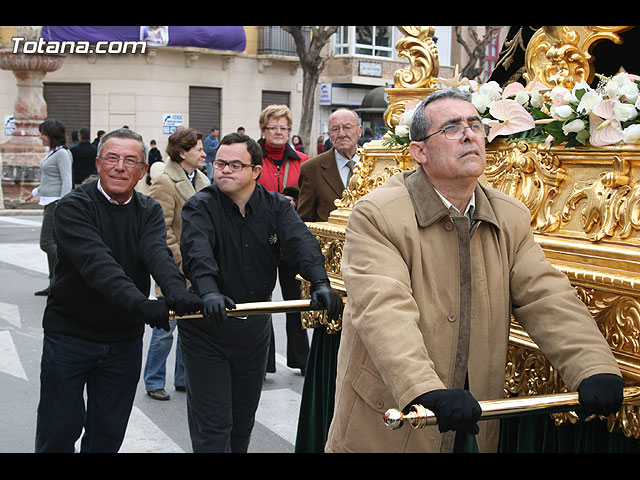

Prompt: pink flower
xmin=487 ymin=99 xmax=536 ymax=142
xmin=502 ymin=82 xmax=526 ymax=99
xmin=589 ymin=99 xmax=624 ymax=146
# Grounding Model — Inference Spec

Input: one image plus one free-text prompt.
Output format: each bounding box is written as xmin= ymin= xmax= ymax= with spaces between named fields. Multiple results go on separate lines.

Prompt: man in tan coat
xmin=325 ymin=88 xmax=623 ymax=453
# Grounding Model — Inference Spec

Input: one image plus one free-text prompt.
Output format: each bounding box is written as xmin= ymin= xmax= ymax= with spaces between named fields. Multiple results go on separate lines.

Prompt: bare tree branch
xmin=454 ymin=26 xmax=501 ymax=81
xmin=282 ymin=26 xmax=339 ymax=152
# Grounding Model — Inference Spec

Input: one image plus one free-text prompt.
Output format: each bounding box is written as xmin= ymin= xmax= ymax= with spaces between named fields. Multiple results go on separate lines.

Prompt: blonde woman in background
xmin=257 ymin=104 xmax=310 ymax=376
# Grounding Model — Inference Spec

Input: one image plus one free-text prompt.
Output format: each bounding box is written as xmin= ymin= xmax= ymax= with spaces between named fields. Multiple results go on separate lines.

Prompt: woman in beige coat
xmin=143 ymin=127 xmax=210 ymax=401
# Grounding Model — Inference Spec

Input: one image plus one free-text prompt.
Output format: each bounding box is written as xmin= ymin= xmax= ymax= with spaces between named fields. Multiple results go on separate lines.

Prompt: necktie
xmin=346 ymin=159 xmax=356 ymax=187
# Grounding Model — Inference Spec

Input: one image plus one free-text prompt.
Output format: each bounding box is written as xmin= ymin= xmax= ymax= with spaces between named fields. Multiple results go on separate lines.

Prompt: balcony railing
xmin=258 ymin=26 xmax=310 ymax=56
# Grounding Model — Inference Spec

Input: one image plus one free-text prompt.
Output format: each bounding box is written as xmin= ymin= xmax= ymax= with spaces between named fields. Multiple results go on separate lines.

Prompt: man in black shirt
xmin=35 ymin=128 xmax=201 ymax=453
xmin=70 ymin=127 xmax=98 ymax=187
xmin=179 ymin=132 xmax=342 ymax=452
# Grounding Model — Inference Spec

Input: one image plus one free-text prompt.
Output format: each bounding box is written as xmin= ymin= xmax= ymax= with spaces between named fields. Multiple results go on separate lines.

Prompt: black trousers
xmin=178 ymin=314 xmax=271 ymax=453
xmin=40 ymin=201 xmax=58 ymax=284
xmin=266 ymin=259 xmax=310 ymax=372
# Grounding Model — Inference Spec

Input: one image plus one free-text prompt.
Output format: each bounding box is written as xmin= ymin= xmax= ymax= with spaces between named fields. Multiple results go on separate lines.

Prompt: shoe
xmin=175 ymin=386 xmax=186 ymax=392
xmin=34 ymin=288 xmax=50 ymax=296
xmin=147 ymin=389 xmax=170 ymax=401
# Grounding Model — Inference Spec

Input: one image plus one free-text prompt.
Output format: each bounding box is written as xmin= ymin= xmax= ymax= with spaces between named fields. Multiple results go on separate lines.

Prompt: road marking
xmin=0 ymin=301 xmax=21 ymax=329
xmin=120 ymin=407 xmax=185 ymax=453
xmin=255 ymin=388 xmax=302 ymax=445
xmin=0 ymin=216 xmax=42 ymax=227
xmin=0 ymin=244 xmax=48 ymax=275
xmin=0 ymin=330 xmax=28 ymax=380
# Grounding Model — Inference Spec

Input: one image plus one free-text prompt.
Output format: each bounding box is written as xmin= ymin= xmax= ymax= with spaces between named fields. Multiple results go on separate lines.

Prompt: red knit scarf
xmin=264 ymin=142 xmax=286 ymax=161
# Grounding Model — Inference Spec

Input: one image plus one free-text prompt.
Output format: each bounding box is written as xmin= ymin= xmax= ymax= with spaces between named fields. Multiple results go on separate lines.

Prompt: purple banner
xmin=41 ymin=26 xmax=246 ymax=52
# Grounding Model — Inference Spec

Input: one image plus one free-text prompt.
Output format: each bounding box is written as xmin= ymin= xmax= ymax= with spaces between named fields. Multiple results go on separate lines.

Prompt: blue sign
xmin=163 ymin=114 xmax=183 ymax=135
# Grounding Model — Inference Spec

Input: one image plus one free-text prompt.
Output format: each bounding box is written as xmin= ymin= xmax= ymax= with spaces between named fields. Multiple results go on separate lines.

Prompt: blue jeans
xmin=143 ymin=320 xmax=184 ymax=391
xmin=205 ymin=161 xmax=213 ymax=183
xmin=35 ymin=332 xmax=142 ymax=453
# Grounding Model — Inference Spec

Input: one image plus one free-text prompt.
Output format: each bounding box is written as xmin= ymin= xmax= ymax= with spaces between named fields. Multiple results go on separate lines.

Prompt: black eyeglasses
xmin=419 ymin=122 xmax=490 ymax=142
xmin=213 ymin=160 xmax=255 ymax=172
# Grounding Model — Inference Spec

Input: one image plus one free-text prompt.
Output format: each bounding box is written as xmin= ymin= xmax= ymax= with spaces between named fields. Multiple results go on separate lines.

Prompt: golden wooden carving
xmin=393 ymin=26 xmax=439 ymax=90
xmin=523 ymin=26 xmax=634 ymax=88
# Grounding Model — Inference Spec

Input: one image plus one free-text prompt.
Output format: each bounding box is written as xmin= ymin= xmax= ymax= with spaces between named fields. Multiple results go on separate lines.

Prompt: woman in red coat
xmin=257 ymin=105 xmax=310 ymax=375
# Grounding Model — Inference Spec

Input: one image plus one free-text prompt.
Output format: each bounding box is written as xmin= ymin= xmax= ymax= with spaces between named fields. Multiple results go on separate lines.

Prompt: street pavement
xmin=0 ymin=212 xmax=309 ymax=453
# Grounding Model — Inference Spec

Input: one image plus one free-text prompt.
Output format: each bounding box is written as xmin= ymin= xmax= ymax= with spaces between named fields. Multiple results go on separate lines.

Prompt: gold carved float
xmin=301 ymin=26 xmax=640 ymax=439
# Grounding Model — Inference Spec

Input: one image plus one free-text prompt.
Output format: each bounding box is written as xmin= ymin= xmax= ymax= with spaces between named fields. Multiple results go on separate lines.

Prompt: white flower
xmin=550 ymin=104 xmax=573 ymax=120
xmin=613 ymin=101 xmax=638 ymax=122
xmin=478 ymin=81 xmax=502 ymax=101
xmin=623 ymin=124 xmax=640 ymax=143
xmin=550 ymin=86 xmax=576 ymax=105
xmin=471 ymin=92 xmax=493 ymax=114
xmin=572 ymin=80 xmax=592 ymax=94
xmin=530 ymin=91 xmax=545 ymax=109
xmin=562 ymin=119 xmax=586 ymax=135
xmin=604 ymin=72 xmax=638 ymax=101
xmin=619 ymin=81 xmax=639 ymax=103
xmin=513 ymin=90 xmax=530 ymax=106
xmin=401 ymin=109 xmax=415 ymax=127
xmin=577 ymin=90 xmax=602 ymax=114
xmin=395 ymin=124 xmax=409 ymax=138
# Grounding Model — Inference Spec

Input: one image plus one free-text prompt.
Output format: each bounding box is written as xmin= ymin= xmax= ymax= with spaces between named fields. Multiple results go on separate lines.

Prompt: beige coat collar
xmin=403 ymin=166 xmax=499 ymax=230
xmin=163 ymin=159 xmax=209 ymax=201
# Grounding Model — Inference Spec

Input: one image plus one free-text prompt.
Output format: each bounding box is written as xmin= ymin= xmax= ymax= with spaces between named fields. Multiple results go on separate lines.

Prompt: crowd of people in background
xmin=28 ymin=96 xmax=624 ymax=454
xmin=27 ymin=106 xmax=357 ymax=453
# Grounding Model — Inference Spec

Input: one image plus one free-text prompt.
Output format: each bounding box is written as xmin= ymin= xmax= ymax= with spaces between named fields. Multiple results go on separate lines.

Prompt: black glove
xmin=165 ymin=291 xmax=202 ymax=316
xmin=137 ymin=298 xmax=170 ymax=331
xmin=310 ymin=280 xmax=343 ymax=322
xmin=201 ymin=292 xmax=236 ymax=325
xmin=414 ymin=389 xmax=482 ymax=434
xmin=578 ymin=373 xmax=624 ymax=419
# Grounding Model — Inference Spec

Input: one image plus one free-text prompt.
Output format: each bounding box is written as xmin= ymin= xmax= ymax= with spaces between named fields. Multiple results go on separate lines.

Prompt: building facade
xmin=0 ymin=25 xmax=505 ymax=195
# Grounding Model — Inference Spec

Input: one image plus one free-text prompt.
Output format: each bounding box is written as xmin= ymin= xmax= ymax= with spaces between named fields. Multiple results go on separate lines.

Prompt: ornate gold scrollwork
xmin=384 ymin=26 xmax=439 ymax=131
xmin=505 ymin=337 xmax=640 ymax=436
xmin=505 ymin=343 xmax=566 ymax=399
xmin=393 ymin=26 xmax=439 ymax=90
xmin=562 ymin=156 xmax=640 ymax=241
xmin=523 ymin=26 xmax=633 ymax=89
xmin=335 ymin=147 xmax=408 ymax=210
xmin=484 ymin=141 xmax=567 ymax=233
xmin=577 ymin=286 xmax=640 ymax=357
xmin=300 ymin=278 xmax=343 ymax=334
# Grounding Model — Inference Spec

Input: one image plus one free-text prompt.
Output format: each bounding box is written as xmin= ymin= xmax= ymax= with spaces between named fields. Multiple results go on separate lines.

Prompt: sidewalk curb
xmin=0 ymin=209 xmax=42 ymax=216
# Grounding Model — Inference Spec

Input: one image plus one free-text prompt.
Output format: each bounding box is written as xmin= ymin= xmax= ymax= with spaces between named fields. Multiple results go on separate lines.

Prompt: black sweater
xmin=44 ymin=180 xmax=187 ymax=342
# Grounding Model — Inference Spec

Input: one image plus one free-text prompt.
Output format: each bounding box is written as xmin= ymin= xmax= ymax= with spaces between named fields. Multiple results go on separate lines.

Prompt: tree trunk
xmin=282 ymin=26 xmax=339 ymax=154
xmin=454 ymin=26 xmax=501 ymax=81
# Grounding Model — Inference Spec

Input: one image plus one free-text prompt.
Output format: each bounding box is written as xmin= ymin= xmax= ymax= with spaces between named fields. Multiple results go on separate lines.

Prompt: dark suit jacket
xmin=70 ymin=141 xmax=98 ymax=187
xmin=297 ymin=148 xmax=345 ymax=222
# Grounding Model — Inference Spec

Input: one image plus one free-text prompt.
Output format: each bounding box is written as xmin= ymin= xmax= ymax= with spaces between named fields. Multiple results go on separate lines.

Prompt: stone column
xmin=0 ymin=27 xmax=64 ymax=209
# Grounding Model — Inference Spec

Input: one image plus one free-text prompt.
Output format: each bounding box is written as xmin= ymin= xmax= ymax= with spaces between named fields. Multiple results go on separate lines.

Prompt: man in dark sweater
xmin=35 ymin=128 xmax=201 ymax=453
xmin=70 ymin=127 xmax=98 ymax=187
xmin=178 ymin=133 xmax=343 ymax=452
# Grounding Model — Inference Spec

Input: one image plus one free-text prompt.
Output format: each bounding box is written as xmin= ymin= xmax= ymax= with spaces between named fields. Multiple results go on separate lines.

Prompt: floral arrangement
xmin=383 ymin=108 xmax=415 ymax=149
xmin=383 ymin=71 xmax=640 ymax=149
